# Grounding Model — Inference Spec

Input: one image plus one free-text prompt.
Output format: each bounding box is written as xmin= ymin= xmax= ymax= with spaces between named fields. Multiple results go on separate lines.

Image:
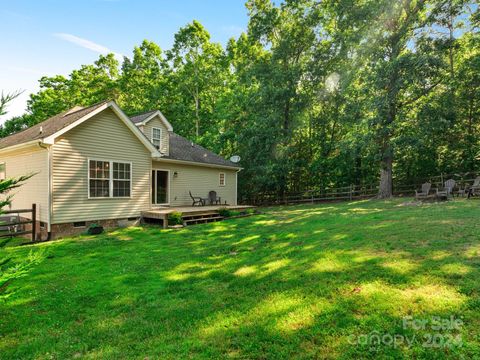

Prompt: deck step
xmin=182 ymin=212 xmax=219 ymax=220
xmin=182 ymin=211 xmax=224 ymax=226
xmin=183 ymin=216 xmax=224 ymax=225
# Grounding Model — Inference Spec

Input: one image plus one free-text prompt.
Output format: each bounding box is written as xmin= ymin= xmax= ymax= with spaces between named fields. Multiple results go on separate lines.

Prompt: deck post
xmin=163 ymin=214 xmax=168 ymax=229
xmin=31 ymin=203 xmax=37 ymax=242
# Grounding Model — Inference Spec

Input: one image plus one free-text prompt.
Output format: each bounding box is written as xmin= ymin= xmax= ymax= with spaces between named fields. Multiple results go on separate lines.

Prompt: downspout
xmin=235 ymin=168 xmax=243 ymax=206
xmin=38 ymin=141 xmax=52 ymax=241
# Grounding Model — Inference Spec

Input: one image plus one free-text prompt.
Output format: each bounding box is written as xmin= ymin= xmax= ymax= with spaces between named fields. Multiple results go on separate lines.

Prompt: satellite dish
xmin=230 ymin=155 xmax=241 ymax=163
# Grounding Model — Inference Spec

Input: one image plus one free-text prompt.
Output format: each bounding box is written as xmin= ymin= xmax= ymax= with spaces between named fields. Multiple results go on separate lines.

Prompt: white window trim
xmin=151 ymin=168 xmax=170 ymax=206
xmin=151 ymin=127 xmax=162 ymax=150
xmin=87 ymin=158 xmax=133 ymax=199
xmin=219 ymin=172 xmax=226 ymax=187
xmin=0 ymin=162 xmax=6 ymax=181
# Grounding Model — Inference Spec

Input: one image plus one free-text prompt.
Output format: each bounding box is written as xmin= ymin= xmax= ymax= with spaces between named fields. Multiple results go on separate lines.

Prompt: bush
xmin=168 ymin=211 xmax=183 ymax=226
xmin=245 ymin=208 xmax=256 ymax=215
xmin=218 ymin=208 xmax=232 ymax=217
xmin=87 ymin=223 xmax=104 ymax=235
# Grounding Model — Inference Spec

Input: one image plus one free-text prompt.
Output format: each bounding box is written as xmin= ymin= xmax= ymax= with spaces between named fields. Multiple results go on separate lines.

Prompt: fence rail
xmin=0 ymin=204 xmax=37 ymax=241
xmin=241 ymin=172 xmax=479 ymax=206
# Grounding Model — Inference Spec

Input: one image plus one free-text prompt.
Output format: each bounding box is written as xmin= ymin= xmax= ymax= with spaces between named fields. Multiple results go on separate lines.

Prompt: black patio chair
xmin=208 ymin=191 xmax=221 ymax=205
xmin=189 ymin=191 xmax=206 ymax=206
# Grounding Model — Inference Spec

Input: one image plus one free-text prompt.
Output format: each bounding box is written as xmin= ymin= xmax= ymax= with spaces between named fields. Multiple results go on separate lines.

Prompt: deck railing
xmin=0 ymin=204 xmax=37 ymax=242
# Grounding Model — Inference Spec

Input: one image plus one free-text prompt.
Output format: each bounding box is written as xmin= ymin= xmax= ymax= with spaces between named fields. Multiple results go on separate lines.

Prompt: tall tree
xmin=167 ymin=21 xmax=228 ymax=140
xmin=119 ymin=40 xmax=167 ymax=114
xmin=25 ymin=54 xmax=120 ymax=126
xmin=358 ymin=0 xmax=446 ymax=198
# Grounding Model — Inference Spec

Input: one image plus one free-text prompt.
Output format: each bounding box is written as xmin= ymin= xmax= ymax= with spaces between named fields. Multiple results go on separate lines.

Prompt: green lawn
xmin=1 ymin=199 xmax=479 ymax=359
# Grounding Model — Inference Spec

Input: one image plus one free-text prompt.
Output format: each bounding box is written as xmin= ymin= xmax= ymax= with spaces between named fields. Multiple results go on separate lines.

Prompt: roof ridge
xmin=168 ymin=132 xmax=238 ymax=167
xmin=61 ymin=100 xmax=107 ymax=117
xmin=61 ymin=100 xmax=110 ymax=117
xmin=131 ymin=109 xmax=157 ymax=118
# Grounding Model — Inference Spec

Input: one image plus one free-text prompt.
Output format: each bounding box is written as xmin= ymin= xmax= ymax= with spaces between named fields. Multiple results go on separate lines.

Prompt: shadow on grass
xmin=0 ymin=199 xmax=479 ymax=358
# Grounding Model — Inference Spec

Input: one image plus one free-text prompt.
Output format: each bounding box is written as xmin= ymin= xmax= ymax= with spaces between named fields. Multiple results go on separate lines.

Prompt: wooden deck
xmin=141 ymin=205 xmax=255 ymax=228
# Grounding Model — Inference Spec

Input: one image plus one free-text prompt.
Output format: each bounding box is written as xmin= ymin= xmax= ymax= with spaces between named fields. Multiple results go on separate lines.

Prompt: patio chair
xmin=208 ymin=191 xmax=221 ymax=205
xmin=436 ymin=179 xmax=456 ymax=199
xmin=415 ymin=182 xmax=431 ymax=200
xmin=0 ymin=214 xmax=22 ymax=234
xmin=470 ymin=176 xmax=480 ymax=195
xmin=456 ymin=185 xmax=468 ymax=197
xmin=189 ymin=191 xmax=207 ymax=206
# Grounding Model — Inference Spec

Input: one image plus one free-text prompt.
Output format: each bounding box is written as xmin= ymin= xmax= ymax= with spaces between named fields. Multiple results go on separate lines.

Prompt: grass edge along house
xmin=0 ymin=101 xmax=241 ymax=239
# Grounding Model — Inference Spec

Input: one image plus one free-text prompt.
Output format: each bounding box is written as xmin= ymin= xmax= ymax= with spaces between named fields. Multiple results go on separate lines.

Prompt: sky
xmin=0 ymin=0 xmax=249 ymax=122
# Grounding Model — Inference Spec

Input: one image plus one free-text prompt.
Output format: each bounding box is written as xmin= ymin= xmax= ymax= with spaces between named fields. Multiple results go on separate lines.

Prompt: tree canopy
xmin=1 ymin=0 xmax=478 ymax=200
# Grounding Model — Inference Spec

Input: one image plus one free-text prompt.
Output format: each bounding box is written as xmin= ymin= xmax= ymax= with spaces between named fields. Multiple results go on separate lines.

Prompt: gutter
xmin=0 ymin=139 xmax=43 ymax=154
xmin=235 ymin=167 xmax=243 ymax=206
xmin=153 ymin=156 xmax=243 ymax=171
xmin=37 ymin=141 xmax=52 ymax=239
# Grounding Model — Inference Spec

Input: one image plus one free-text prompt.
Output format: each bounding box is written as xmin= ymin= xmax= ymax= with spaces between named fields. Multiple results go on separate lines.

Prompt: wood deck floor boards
xmin=141 ymin=205 xmax=255 ymax=228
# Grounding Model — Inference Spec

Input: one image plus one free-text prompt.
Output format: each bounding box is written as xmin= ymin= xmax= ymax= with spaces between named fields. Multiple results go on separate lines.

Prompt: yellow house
xmin=0 ymin=101 xmax=242 ymax=238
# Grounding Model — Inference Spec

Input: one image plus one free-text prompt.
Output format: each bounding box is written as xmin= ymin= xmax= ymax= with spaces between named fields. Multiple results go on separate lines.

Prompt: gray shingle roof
xmin=0 ymin=102 xmax=240 ymax=168
xmin=165 ymin=133 xmax=239 ymax=168
xmin=0 ymin=101 xmax=108 ymax=150
xmin=130 ymin=110 xmax=157 ymax=124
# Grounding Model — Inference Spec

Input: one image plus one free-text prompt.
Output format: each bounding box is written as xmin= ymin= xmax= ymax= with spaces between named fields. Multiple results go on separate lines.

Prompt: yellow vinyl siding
xmin=51 ymin=108 xmax=151 ymax=224
xmin=142 ymin=116 xmax=169 ymax=155
xmin=152 ymin=161 xmax=237 ymax=206
xmin=0 ymin=145 xmax=49 ymax=222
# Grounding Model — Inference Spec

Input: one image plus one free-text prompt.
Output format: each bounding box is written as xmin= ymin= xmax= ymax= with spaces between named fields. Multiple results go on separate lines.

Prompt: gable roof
xmin=0 ymin=101 xmax=240 ymax=168
xmin=130 ymin=110 xmax=157 ymax=124
xmin=0 ymin=101 xmax=107 ymax=150
xmin=163 ymin=133 xmax=239 ymax=168
xmin=130 ymin=110 xmax=173 ymax=131
xmin=0 ymin=101 xmax=161 ymax=157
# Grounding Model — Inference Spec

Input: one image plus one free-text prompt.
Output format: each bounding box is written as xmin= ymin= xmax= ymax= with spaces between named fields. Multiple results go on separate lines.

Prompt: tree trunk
xmin=194 ymin=91 xmax=200 ymax=138
xmin=378 ymin=154 xmax=393 ymax=198
xmin=283 ymin=98 xmax=290 ymax=135
xmin=448 ymin=0 xmax=455 ymax=79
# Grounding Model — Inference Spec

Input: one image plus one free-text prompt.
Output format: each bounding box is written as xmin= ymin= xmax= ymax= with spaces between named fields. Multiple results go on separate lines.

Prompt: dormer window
xmin=152 ymin=127 xmax=162 ymax=150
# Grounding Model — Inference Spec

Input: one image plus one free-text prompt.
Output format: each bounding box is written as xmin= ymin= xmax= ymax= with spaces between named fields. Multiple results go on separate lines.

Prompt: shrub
xmin=168 ymin=211 xmax=183 ymax=226
xmin=87 ymin=223 xmax=104 ymax=235
xmin=218 ymin=208 xmax=232 ymax=217
xmin=245 ymin=208 xmax=256 ymax=215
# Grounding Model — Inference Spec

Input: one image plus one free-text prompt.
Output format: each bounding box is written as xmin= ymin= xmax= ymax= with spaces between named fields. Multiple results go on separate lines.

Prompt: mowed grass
xmin=1 ymin=199 xmax=480 ymax=359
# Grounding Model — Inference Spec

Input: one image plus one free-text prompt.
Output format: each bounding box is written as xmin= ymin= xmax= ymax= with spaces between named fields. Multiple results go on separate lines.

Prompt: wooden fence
xmin=242 ymin=172 xmax=479 ymax=206
xmin=0 ymin=204 xmax=37 ymax=242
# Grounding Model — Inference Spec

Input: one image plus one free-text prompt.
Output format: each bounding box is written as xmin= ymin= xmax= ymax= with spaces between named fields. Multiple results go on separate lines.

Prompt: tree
xmin=28 ymin=54 xmax=120 ymax=122
xmin=355 ymin=0 xmax=447 ymax=198
xmin=0 ymin=91 xmax=23 ymax=117
xmin=119 ymin=40 xmax=167 ymax=114
xmin=0 ymin=95 xmax=41 ymax=300
xmin=167 ymin=21 xmax=228 ymax=140
xmin=0 ymin=91 xmax=27 ymax=138
xmin=0 ymin=3 xmax=476 ymax=201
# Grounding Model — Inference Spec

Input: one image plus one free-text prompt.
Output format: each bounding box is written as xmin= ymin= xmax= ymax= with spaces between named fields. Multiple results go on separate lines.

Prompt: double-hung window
xmin=219 ymin=172 xmax=226 ymax=187
xmin=89 ymin=159 xmax=131 ymax=198
xmin=0 ymin=163 xmax=5 ymax=181
xmin=152 ymin=127 xmax=162 ymax=150
xmin=113 ymin=162 xmax=131 ymax=197
xmin=89 ymin=160 xmax=110 ymax=198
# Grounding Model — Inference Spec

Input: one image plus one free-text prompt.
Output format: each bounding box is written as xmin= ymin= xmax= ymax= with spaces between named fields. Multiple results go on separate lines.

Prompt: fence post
xmin=349 ymin=185 xmax=353 ymax=200
xmin=31 ymin=203 xmax=36 ymax=242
